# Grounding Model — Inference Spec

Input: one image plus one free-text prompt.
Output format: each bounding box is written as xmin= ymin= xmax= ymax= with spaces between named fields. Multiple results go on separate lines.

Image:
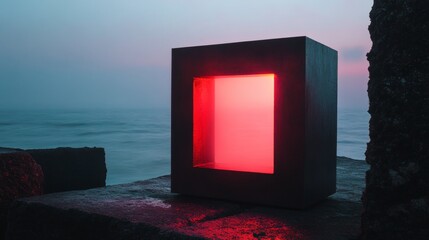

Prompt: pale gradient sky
xmin=0 ymin=0 xmax=372 ymax=110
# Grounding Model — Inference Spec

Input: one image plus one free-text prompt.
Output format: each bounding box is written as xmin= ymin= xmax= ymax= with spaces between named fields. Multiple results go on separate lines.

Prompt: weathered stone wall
xmin=362 ymin=0 xmax=429 ymax=239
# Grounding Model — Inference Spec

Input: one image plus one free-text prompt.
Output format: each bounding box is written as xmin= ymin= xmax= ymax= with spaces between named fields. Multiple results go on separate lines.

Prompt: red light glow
xmin=193 ymin=74 xmax=274 ymax=174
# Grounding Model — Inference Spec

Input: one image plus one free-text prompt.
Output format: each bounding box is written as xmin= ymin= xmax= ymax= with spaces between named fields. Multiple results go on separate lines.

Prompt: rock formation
xmin=0 ymin=149 xmax=44 ymax=240
xmin=362 ymin=0 xmax=429 ymax=239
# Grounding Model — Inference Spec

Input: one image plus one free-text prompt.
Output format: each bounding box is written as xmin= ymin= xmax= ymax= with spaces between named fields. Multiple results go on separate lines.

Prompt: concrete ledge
xmin=6 ymin=157 xmax=368 ymax=240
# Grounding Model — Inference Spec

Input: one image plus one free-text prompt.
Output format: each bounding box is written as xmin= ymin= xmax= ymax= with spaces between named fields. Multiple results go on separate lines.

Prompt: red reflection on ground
xmin=193 ymin=74 xmax=274 ymax=174
xmin=173 ymin=214 xmax=304 ymax=240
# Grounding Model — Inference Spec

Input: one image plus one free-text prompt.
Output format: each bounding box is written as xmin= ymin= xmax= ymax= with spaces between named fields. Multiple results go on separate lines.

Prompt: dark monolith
xmin=25 ymin=147 xmax=106 ymax=193
xmin=362 ymin=0 xmax=429 ymax=239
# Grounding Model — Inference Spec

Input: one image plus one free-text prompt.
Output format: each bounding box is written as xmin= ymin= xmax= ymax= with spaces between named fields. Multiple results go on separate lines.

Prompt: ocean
xmin=0 ymin=108 xmax=369 ymax=185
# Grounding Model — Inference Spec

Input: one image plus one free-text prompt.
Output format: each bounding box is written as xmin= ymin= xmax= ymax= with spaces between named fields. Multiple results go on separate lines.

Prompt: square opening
xmin=193 ymin=74 xmax=274 ymax=174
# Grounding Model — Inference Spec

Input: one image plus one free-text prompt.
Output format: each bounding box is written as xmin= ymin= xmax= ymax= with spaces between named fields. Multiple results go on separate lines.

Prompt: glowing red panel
xmin=193 ymin=74 xmax=274 ymax=174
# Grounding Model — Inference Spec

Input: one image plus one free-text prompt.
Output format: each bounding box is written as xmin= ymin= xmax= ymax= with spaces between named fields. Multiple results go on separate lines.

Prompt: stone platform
xmin=6 ymin=157 xmax=368 ymax=240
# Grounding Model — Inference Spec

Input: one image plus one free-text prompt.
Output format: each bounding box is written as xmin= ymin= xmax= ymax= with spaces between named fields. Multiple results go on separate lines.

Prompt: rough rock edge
xmin=362 ymin=0 xmax=429 ymax=239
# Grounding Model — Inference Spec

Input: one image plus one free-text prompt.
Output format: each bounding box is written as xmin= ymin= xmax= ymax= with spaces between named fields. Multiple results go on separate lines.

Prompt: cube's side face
xmin=171 ymin=37 xmax=310 ymax=208
xmin=303 ymin=39 xmax=338 ymax=206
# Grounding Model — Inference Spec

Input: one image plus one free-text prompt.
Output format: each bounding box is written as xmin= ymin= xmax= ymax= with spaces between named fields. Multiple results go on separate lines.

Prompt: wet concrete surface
xmin=6 ymin=157 xmax=368 ymax=239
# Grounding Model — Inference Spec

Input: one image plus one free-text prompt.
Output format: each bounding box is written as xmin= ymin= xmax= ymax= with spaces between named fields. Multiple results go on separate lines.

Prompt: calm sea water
xmin=0 ymin=108 xmax=368 ymax=185
xmin=337 ymin=109 xmax=370 ymax=161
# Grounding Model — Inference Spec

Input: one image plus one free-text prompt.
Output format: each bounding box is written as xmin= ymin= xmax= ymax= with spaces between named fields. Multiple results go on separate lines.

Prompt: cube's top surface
xmin=171 ymin=36 xmax=336 ymax=79
xmin=172 ymin=36 xmax=336 ymax=53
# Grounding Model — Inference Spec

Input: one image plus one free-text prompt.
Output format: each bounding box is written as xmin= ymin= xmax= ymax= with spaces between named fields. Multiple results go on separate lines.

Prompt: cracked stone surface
xmin=6 ymin=157 xmax=367 ymax=240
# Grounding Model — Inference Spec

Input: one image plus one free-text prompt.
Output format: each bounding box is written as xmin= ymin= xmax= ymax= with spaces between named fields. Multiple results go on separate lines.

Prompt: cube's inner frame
xmin=193 ymin=74 xmax=275 ymax=174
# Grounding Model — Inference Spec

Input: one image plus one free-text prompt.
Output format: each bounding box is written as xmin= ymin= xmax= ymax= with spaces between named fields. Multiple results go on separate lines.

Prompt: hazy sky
xmin=0 ymin=0 xmax=372 ymax=110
